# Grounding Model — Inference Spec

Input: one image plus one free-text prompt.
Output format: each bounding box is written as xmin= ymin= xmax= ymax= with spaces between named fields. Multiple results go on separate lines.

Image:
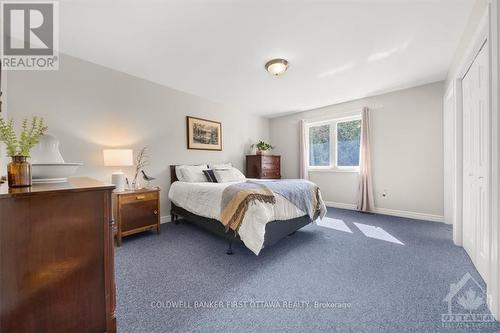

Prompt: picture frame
xmin=186 ymin=116 xmax=222 ymax=151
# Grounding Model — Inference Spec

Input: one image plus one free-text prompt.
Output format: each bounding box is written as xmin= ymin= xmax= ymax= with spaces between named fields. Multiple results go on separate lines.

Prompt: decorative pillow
xmin=208 ymin=162 xmax=232 ymax=170
xmin=203 ymin=169 xmax=218 ymax=183
xmin=213 ymin=167 xmax=246 ymax=183
xmin=176 ymin=164 xmax=208 ymax=182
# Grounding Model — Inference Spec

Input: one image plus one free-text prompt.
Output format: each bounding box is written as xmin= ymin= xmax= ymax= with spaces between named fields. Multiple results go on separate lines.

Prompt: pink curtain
xmin=357 ymin=107 xmax=375 ymax=212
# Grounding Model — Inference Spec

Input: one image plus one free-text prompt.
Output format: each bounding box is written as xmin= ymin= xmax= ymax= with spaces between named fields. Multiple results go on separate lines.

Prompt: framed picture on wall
xmin=186 ymin=116 xmax=222 ymax=151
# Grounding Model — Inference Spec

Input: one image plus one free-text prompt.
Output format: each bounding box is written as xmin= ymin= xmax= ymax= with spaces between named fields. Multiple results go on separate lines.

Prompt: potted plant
xmin=252 ymin=141 xmax=274 ymax=155
xmin=0 ymin=116 xmax=48 ymax=187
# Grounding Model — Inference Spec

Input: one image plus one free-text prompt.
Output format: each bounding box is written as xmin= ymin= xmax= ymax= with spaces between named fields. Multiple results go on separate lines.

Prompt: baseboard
xmin=160 ymin=216 xmax=171 ymax=224
xmin=373 ymin=207 xmax=444 ymax=223
xmin=324 ymin=201 xmax=444 ymax=223
xmin=324 ymin=201 xmax=357 ymax=210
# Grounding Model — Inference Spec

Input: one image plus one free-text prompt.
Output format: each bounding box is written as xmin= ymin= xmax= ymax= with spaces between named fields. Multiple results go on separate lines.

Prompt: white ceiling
xmin=60 ymin=0 xmax=475 ymax=116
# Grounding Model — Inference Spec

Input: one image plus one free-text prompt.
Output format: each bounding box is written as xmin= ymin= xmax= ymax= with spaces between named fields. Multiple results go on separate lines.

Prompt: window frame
xmin=307 ymin=114 xmax=362 ymax=172
xmin=307 ymin=120 xmax=332 ymax=170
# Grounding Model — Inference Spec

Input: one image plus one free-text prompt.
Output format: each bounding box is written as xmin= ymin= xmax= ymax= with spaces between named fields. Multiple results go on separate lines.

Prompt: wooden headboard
xmin=170 ymin=165 xmax=178 ymax=184
xmin=169 ymin=164 xmax=208 ymax=184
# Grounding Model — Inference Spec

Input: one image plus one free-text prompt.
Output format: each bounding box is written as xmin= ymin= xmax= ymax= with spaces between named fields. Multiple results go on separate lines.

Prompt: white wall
xmin=5 ymin=54 xmax=269 ymax=216
xmin=446 ymin=0 xmax=489 ymax=88
xmin=442 ymin=0 xmax=490 ymax=234
xmin=270 ymin=81 xmax=444 ymax=220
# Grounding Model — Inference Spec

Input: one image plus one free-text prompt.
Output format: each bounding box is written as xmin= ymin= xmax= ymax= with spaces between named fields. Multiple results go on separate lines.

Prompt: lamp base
xmin=111 ymin=172 xmax=126 ymax=192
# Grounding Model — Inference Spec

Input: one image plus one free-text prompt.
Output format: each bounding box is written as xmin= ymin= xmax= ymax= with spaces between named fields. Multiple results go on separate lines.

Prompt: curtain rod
xmin=300 ymin=105 xmax=383 ymax=123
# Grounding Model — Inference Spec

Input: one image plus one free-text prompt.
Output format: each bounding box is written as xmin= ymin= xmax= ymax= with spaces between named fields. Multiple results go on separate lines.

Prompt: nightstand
xmin=113 ymin=187 xmax=160 ymax=246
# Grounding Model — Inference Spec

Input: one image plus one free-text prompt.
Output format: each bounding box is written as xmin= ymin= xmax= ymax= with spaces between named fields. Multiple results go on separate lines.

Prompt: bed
xmin=168 ymin=165 xmax=326 ymax=255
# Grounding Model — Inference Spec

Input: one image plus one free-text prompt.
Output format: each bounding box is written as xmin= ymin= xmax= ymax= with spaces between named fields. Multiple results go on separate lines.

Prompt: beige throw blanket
xmin=220 ymin=182 xmax=275 ymax=232
xmin=220 ymin=180 xmax=326 ymax=233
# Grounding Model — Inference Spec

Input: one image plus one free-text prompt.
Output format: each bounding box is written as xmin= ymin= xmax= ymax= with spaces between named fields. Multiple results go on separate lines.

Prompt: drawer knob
xmin=136 ymin=195 xmax=145 ymax=200
xmin=154 ymin=210 xmax=158 ymax=215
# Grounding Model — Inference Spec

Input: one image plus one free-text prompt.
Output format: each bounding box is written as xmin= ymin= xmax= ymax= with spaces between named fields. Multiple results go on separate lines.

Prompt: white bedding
xmin=168 ymin=180 xmax=306 ymax=255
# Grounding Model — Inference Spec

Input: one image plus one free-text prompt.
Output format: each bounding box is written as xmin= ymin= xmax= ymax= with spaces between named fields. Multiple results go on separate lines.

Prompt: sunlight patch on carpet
xmin=316 ymin=217 xmax=353 ymax=233
xmin=354 ymin=222 xmax=404 ymax=245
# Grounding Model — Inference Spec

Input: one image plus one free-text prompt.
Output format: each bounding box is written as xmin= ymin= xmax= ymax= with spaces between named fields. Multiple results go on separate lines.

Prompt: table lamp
xmin=103 ymin=149 xmax=133 ymax=192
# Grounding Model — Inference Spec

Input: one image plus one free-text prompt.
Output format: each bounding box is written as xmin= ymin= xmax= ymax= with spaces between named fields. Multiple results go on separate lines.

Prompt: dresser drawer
xmin=262 ymin=163 xmax=279 ymax=171
xmin=120 ymin=191 xmax=158 ymax=205
xmin=261 ymin=155 xmax=280 ymax=163
xmin=261 ymin=171 xmax=281 ymax=179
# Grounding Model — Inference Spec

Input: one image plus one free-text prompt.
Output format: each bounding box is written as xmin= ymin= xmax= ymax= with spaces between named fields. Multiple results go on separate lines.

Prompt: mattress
xmin=168 ymin=180 xmax=306 ymax=254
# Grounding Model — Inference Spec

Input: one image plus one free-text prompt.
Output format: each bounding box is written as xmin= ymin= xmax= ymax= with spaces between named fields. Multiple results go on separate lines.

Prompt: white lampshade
xmin=103 ymin=149 xmax=133 ymax=167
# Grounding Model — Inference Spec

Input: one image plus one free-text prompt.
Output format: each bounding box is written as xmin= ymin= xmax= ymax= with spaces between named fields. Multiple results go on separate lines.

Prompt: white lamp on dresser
xmin=103 ymin=149 xmax=133 ymax=192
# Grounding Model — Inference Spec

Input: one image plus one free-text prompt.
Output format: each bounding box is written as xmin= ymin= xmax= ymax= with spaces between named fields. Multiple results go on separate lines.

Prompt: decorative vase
xmin=257 ymin=150 xmax=269 ymax=155
xmin=7 ymin=156 xmax=32 ymax=188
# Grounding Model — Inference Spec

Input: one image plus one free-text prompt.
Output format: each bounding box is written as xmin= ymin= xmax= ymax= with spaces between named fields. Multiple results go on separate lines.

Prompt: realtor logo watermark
xmin=442 ymin=272 xmax=498 ymax=330
xmin=1 ymin=1 xmax=59 ymax=70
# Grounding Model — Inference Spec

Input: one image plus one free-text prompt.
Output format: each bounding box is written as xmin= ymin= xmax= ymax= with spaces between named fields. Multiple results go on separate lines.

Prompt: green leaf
xmin=0 ymin=116 xmax=48 ymax=157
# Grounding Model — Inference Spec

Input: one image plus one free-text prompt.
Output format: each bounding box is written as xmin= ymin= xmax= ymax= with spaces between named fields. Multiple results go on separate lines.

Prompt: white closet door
xmin=462 ymin=62 xmax=475 ymax=260
xmin=474 ymin=44 xmax=490 ymax=280
xmin=462 ymin=42 xmax=490 ymax=282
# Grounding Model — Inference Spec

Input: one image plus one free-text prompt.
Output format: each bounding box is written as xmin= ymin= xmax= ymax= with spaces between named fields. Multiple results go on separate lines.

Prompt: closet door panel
xmin=461 ymin=42 xmax=490 ymax=283
xmin=474 ymin=44 xmax=490 ymax=280
xmin=462 ymin=66 xmax=475 ymax=260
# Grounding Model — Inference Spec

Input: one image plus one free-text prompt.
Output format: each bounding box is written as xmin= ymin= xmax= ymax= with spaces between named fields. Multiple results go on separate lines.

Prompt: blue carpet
xmin=115 ymin=208 xmax=500 ymax=332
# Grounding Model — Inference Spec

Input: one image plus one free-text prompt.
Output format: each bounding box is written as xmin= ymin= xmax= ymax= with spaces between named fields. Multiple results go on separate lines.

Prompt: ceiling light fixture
xmin=265 ymin=58 xmax=289 ymax=76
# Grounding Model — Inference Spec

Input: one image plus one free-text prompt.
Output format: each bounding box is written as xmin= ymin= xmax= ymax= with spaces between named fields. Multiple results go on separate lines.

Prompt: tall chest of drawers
xmin=246 ymin=154 xmax=281 ymax=179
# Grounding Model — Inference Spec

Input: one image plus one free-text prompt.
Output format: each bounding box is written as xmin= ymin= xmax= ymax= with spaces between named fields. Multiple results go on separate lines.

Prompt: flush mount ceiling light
xmin=265 ymin=58 xmax=289 ymax=76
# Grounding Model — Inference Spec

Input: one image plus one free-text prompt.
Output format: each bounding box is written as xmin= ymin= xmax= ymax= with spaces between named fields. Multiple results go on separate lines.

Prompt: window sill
xmin=308 ymin=168 xmax=360 ymax=174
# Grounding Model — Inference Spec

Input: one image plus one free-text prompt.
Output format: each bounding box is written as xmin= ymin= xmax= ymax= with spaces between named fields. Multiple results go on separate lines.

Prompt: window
xmin=307 ymin=116 xmax=361 ymax=171
xmin=309 ymin=124 xmax=330 ymax=166
xmin=336 ymin=119 xmax=361 ymax=167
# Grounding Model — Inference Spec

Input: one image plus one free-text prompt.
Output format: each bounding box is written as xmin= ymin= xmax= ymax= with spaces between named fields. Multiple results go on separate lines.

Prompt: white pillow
xmin=208 ymin=162 xmax=232 ymax=170
xmin=213 ymin=167 xmax=246 ymax=183
xmin=175 ymin=166 xmax=186 ymax=182
xmin=176 ymin=165 xmax=208 ymax=182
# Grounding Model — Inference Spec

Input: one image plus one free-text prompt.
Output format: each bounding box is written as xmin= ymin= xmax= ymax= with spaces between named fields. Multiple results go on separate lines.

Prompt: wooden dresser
xmin=246 ymin=154 xmax=281 ymax=179
xmin=113 ymin=187 xmax=160 ymax=246
xmin=0 ymin=178 xmax=116 ymax=333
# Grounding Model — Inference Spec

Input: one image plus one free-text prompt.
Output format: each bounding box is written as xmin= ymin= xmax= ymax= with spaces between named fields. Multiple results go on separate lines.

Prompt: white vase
xmin=30 ymin=134 xmax=65 ymax=164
